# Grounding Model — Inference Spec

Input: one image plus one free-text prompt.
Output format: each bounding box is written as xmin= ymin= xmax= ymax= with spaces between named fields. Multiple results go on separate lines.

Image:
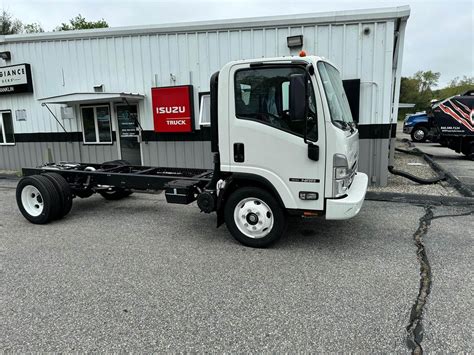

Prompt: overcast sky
xmin=3 ymin=0 xmax=473 ymax=87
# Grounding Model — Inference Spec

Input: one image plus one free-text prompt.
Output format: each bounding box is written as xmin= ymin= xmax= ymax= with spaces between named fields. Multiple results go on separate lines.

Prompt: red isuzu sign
xmin=152 ymin=85 xmax=194 ymax=133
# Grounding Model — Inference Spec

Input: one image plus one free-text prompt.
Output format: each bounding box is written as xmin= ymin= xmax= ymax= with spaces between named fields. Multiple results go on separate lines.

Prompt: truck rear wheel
xmin=224 ymin=187 xmax=286 ymax=248
xmin=99 ymin=160 xmax=134 ymax=200
xmin=43 ymin=173 xmax=73 ymax=219
xmin=16 ymin=175 xmax=62 ymax=224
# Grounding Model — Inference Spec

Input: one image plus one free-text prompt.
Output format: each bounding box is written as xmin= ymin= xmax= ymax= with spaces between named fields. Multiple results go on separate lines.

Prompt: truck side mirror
xmin=289 ymin=74 xmax=307 ymax=121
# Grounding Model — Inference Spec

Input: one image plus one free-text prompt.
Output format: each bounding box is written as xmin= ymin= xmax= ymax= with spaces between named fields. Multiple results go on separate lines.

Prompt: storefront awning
xmin=38 ymin=92 xmax=145 ymax=104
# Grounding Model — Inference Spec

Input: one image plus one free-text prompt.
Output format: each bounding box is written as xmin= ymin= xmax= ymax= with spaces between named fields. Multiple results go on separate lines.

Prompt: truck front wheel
xmin=224 ymin=187 xmax=286 ymax=248
xmin=411 ymin=126 xmax=428 ymax=143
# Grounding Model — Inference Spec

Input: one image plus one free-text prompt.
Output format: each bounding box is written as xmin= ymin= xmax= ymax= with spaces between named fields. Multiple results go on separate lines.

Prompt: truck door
xmin=227 ymin=63 xmax=326 ymax=210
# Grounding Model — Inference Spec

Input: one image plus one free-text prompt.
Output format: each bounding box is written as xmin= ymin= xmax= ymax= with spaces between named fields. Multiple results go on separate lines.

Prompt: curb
xmin=366 ymin=191 xmax=474 ymax=206
xmin=420 ymin=152 xmax=473 ymax=198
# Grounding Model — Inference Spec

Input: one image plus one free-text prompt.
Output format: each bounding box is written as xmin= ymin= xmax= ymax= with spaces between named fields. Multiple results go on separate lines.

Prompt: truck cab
xmin=211 ymin=55 xmax=368 ymax=246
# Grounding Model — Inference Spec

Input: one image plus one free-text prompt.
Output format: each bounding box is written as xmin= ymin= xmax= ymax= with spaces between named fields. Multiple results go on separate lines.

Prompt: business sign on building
xmin=152 ymin=85 xmax=194 ymax=133
xmin=0 ymin=63 xmax=33 ymax=95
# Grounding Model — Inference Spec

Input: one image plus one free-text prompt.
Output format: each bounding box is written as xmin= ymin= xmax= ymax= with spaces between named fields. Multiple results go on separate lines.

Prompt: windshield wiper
xmin=348 ymin=121 xmax=356 ymax=133
xmin=333 ymin=120 xmax=356 ymax=133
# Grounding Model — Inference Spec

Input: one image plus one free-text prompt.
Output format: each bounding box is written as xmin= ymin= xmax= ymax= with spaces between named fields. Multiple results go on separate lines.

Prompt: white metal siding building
xmin=0 ymin=6 xmax=409 ymax=185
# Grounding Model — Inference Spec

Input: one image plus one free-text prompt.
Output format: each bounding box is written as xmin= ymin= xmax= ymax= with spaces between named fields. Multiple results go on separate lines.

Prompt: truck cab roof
xmin=222 ymin=55 xmax=338 ymax=71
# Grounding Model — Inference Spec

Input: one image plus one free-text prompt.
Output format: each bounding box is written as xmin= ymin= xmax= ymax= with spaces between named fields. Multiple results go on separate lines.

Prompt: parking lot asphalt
xmin=0 ymin=178 xmax=473 ymax=352
xmin=413 ymin=142 xmax=474 ymax=194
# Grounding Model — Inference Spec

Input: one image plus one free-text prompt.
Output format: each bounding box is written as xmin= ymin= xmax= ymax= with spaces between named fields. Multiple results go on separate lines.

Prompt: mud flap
xmin=215 ymin=176 xmax=233 ymax=228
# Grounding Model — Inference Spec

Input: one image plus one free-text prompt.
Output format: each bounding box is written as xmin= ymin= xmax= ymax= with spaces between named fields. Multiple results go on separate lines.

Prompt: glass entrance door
xmin=116 ymin=104 xmax=142 ymax=165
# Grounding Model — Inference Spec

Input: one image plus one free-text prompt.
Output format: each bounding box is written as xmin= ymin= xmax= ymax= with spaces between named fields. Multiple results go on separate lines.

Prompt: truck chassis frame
xmin=22 ymin=162 xmax=214 ymax=203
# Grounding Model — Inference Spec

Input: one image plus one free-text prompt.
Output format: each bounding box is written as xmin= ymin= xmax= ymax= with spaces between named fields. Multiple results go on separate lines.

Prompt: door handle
xmin=234 ymin=143 xmax=245 ymax=162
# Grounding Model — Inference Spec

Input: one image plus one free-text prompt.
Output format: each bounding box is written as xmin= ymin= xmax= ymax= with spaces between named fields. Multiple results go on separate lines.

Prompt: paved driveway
xmin=0 ymin=179 xmax=472 ymax=352
xmin=413 ymin=142 xmax=474 ymax=193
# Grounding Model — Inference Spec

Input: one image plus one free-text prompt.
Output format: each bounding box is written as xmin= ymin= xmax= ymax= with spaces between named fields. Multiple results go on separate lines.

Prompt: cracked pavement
xmin=0 ymin=178 xmax=473 ymax=352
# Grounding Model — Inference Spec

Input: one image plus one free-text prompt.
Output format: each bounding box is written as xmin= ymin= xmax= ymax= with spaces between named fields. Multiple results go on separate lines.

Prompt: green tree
xmin=57 ymin=14 xmax=108 ymax=31
xmin=398 ymin=70 xmax=440 ymax=118
xmin=0 ymin=10 xmax=24 ymax=34
xmin=413 ymin=70 xmax=441 ymax=92
xmin=0 ymin=10 xmax=43 ymax=34
xmin=24 ymin=23 xmax=44 ymax=33
xmin=434 ymin=76 xmax=474 ymax=100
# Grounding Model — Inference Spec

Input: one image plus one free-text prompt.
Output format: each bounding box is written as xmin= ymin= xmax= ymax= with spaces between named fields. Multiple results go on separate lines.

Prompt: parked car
xmin=403 ymin=112 xmax=430 ymax=142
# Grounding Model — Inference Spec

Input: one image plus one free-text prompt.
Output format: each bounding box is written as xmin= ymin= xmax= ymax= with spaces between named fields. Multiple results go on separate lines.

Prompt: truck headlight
xmin=333 ymin=154 xmax=353 ymax=197
xmin=334 ymin=166 xmax=350 ymax=179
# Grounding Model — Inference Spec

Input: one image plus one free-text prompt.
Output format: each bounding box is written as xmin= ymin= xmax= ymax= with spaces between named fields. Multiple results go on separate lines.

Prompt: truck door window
xmin=235 ymin=67 xmax=318 ymax=141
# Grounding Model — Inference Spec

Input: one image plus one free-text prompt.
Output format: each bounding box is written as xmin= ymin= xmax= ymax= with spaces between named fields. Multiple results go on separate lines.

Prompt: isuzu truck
xmin=16 ymin=55 xmax=368 ymax=247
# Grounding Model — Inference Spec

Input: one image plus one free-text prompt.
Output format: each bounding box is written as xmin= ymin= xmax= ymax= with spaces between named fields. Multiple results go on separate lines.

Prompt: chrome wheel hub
xmin=414 ymin=129 xmax=425 ymax=140
xmin=233 ymin=197 xmax=274 ymax=239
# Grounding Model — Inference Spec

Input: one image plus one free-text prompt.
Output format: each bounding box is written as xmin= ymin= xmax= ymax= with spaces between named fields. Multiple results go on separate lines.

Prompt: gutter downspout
xmin=388 ymin=18 xmax=408 ymax=166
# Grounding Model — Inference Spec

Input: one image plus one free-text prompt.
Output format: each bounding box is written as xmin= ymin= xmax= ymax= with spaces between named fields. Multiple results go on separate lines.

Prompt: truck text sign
xmin=152 ymin=85 xmax=194 ymax=133
xmin=0 ymin=63 xmax=33 ymax=95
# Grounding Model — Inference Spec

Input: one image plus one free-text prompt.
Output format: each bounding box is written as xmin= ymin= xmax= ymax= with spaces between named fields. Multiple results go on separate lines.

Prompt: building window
xmin=234 ymin=66 xmax=318 ymax=142
xmin=81 ymin=105 xmax=112 ymax=144
xmin=199 ymin=92 xmax=211 ymax=126
xmin=0 ymin=111 xmax=15 ymax=145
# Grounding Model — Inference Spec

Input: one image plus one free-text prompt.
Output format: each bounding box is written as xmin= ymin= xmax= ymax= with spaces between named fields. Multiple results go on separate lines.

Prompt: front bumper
xmin=325 ymin=172 xmax=368 ymax=220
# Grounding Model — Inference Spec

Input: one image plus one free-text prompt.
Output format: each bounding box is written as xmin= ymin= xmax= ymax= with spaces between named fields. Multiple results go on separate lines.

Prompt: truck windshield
xmin=317 ymin=62 xmax=354 ymax=129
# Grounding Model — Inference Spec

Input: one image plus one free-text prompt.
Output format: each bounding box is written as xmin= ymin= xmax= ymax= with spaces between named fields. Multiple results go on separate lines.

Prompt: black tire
xmin=461 ymin=142 xmax=474 ymax=160
xmin=16 ymin=175 xmax=62 ymax=224
xmin=99 ymin=160 xmax=133 ymax=200
xmin=99 ymin=188 xmax=133 ymax=200
xmin=43 ymin=173 xmax=73 ymax=218
xmin=411 ymin=126 xmax=428 ymax=143
xmin=224 ymin=187 xmax=286 ymax=248
xmin=438 ymin=138 xmax=448 ymax=147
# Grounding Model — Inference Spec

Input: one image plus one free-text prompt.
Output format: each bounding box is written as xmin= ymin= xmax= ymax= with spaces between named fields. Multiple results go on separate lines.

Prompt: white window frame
xmin=80 ymin=104 xmax=113 ymax=145
xmin=0 ymin=110 xmax=15 ymax=146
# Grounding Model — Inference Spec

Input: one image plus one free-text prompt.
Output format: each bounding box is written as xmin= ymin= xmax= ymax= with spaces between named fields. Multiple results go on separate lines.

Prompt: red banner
xmin=152 ymin=85 xmax=194 ymax=133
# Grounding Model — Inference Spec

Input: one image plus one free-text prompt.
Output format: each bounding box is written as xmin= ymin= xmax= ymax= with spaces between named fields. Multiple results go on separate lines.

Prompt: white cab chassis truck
xmin=16 ymin=56 xmax=368 ymax=247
